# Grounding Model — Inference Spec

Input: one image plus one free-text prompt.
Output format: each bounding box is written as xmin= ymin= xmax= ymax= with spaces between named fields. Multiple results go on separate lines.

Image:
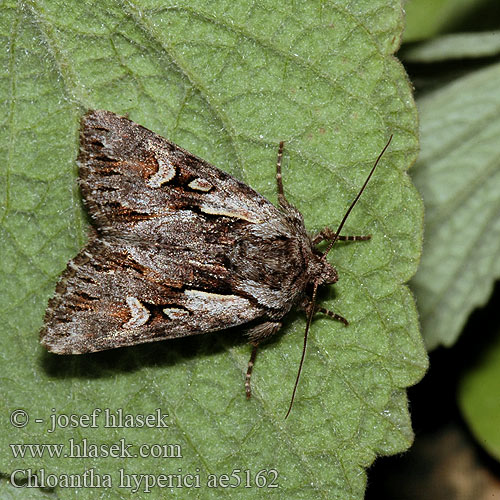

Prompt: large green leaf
xmin=0 ymin=1 xmax=425 ymax=498
xmin=411 ymin=62 xmax=500 ymax=350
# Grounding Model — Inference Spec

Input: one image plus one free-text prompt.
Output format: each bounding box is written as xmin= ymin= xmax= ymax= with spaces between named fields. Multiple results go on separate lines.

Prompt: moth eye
xmin=188 ymin=178 xmax=213 ymax=192
xmin=123 ymin=296 xmax=150 ymax=328
xmin=146 ymin=155 xmax=176 ymax=188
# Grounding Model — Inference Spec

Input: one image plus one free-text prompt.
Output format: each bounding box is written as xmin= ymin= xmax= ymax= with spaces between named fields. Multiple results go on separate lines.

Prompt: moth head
xmin=316 ymin=258 xmax=338 ymax=286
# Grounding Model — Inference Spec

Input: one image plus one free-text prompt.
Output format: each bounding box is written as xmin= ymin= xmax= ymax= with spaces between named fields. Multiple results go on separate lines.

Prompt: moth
xmin=41 ymin=110 xmax=392 ymax=416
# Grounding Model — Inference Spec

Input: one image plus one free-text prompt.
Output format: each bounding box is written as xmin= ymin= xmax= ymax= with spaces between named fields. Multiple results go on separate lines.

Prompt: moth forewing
xmin=40 ymin=109 xmax=392 ymax=416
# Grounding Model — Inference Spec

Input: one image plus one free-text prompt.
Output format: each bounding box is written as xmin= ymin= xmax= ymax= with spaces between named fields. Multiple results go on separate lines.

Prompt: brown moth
xmin=41 ymin=110 xmax=391 ymax=416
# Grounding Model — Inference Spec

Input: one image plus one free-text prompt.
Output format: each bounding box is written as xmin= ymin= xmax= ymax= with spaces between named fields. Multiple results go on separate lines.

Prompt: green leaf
xmin=403 ymin=0 xmax=491 ymax=42
xmin=0 ymin=1 xmax=425 ymax=498
xmin=458 ymin=328 xmax=500 ymax=461
xmin=402 ymin=31 xmax=500 ymax=63
xmin=411 ymin=62 xmax=500 ymax=350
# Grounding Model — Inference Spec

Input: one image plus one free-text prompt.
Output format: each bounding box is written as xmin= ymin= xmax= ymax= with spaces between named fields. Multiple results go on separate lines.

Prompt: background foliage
xmin=366 ymin=1 xmax=500 ymax=497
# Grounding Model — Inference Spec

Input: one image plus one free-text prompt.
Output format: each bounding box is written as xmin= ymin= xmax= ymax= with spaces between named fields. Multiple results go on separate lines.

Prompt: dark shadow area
xmin=366 ymin=280 xmax=500 ymax=499
xmin=403 ymin=56 xmax=500 ymax=98
xmin=452 ymin=0 xmax=500 ymax=33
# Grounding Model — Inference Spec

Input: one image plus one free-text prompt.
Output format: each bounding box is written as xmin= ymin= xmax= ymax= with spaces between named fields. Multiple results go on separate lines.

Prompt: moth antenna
xmin=285 ymin=137 xmax=393 ymax=417
xmin=322 ymin=135 xmax=393 ymax=259
xmin=285 ymin=282 xmax=319 ymax=419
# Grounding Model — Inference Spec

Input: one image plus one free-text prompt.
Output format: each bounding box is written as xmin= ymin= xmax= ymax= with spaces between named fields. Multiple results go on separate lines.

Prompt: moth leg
xmin=245 ymin=321 xmax=282 ymax=399
xmin=245 ymin=344 xmax=259 ymax=399
xmin=302 ymin=298 xmax=349 ymax=326
xmin=315 ymin=306 xmax=349 ymax=326
xmin=312 ymin=227 xmax=371 ymax=246
xmin=275 ymin=141 xmax=290 ymax=209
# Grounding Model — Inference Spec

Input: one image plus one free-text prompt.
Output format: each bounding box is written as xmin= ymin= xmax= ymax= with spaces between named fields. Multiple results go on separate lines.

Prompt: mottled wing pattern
xmin=78 ymin=110 xmax=277 ymax=233
xmin=41 ymin=237 xmax=266 ymax=354
xmin=41 ymin=110 xmax=308 ymax=354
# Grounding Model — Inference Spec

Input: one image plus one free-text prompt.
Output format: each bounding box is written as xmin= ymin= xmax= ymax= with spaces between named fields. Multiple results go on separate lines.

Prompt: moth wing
xmin=41 ymin=238 xmax=265 ymax=354
xmin=42 ymin=110 xmax=309 ymax=354
xmin=79 ymin=110 xmax=279 ymax=236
